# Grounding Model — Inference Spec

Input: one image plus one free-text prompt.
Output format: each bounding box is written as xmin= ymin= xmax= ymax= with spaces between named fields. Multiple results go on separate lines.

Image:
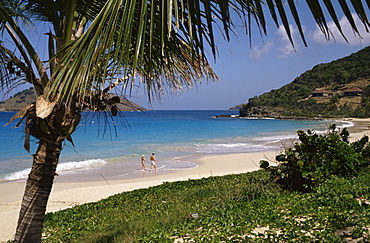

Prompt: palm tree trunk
xmin=14 ymin=138 xmax=62 ymax=243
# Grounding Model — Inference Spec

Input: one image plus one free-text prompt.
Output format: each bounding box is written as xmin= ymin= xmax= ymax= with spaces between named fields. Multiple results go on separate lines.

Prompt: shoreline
xmin=1 ymin=118 xmax=369 ymax=242
xmin=0 ymin=151 xmax=276 ymax=242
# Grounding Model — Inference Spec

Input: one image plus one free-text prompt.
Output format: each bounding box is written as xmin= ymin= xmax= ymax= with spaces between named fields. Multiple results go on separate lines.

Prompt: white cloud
xmin=248 ymin=40 xmax=274 ymax=59
xmin=309 ymin=13 xmax=370 ymax=46
xmin=247 ymin=24 xmax=303 ymax=59
xmin=275 ymin=24 xmax=302 ymax=57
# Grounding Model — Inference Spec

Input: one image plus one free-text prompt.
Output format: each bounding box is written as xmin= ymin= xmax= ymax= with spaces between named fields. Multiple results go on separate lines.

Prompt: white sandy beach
xmin=1 ymin=118 xmax=369 ymax=242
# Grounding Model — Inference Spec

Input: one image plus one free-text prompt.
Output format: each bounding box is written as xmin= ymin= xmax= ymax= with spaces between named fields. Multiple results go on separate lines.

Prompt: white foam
xmin=2 ymin=168 xmax=30 ymax=181
xmin=195 ymin=143 xmax=276 ymax=154
xmin=162 ymin=160 xmax=198 ymax=170
xmin=2 ymin=159 xmax=107 ymax=181
xmin=313 ymin=120 xmax=354 ymax=135
xmin=56 ymin=159 xmax=107 ymax=172
xmin=337 ymin=120 xmax=354 ymax=129
xmin=253 ymin=134 xmax=297 ymax=142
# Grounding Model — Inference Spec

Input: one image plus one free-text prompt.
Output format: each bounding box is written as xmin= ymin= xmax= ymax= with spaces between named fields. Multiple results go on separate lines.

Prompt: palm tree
xmin=1 ymin=0 xmax=369 ymax=242
xmin=1 ymin=1 xmax=217 ymax=241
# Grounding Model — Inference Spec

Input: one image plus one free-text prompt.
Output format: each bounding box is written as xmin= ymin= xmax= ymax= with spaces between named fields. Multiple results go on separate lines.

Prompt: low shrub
xmin=260 ymin=124 xmax=370 ymax=192
xmin=39 ymin=168 xmax=370 ymax=242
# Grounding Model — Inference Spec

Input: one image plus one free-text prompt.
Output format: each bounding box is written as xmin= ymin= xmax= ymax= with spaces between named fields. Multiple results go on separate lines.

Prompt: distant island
xmin=0 ymin=88 xmax=147 ymax=112
xmin=232 ymin=45 xmax=370 ymax=119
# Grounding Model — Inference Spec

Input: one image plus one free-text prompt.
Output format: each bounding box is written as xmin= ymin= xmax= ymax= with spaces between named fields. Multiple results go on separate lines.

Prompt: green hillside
xmin=239 ymin=46 xmax=370 ymax=118
xmin=0 ymin=88 xmax=37 ymax=111
xmin=0 ymin=88 xmax=147 ymax=112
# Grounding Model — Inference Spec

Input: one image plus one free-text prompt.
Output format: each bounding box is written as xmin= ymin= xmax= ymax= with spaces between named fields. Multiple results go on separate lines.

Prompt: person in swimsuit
xmin=140 ymin=155 xmax=146 ymax=171
xmin=150 ymin=153 xmax=158 ymax=171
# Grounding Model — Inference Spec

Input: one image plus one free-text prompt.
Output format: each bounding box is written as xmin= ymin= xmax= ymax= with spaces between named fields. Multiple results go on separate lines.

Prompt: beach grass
xmin=40 ymin=168 xmax=370 ymax=242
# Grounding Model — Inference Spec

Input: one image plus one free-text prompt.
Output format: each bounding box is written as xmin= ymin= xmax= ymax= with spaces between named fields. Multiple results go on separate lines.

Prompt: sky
xmin=133 ymin=2 xmax=370 ymax=110
xmin=3 ymin=2 xmax=370 ymax=110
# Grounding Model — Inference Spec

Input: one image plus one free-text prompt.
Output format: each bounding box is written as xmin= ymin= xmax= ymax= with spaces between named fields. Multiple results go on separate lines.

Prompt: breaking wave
xmin=1 ymin=159 xmax=107 ymax=181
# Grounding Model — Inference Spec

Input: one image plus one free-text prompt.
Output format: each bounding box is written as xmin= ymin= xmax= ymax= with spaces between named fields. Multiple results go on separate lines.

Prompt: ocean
xmin=0 ymin=110 xmax=350 ymax=182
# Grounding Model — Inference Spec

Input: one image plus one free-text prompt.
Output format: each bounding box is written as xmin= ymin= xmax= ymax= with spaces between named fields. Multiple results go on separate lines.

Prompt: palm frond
xmin=0 ymin=0 xmax=33 ymax=27
xmin=0 ymin=5 xmax=48 ymax=89
xmin=40 ymin=0 xmax=370 ymax=107
xmin=0 ymin=43 xmax=19 ymax=93
xmin=323 ymin=0 xmax=348 ymax=42
xmin=47 ymin=0 xmax=221 ymax=106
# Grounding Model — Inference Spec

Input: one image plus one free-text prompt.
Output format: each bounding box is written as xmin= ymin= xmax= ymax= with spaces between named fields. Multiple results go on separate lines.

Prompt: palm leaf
xmin=306 ymin=0 xmax=331 ymax=40
xmin=339 ymin=0 xmax=360 ymax=36
xmin=287 ymin=0 xmax=307 ymax=46
xmin=47 ymin=0 xmax=222 ymax=105
xmin=276 ymin=0 xmax=295 ymax=48
xmin=350 ymin=0 xmax=370 ymax=31
xmin=323 ymin=0 xmax=348 ymax=42
xmin=27 ymin=0 xmax=370 ymax=107
xmin=266 ymin=0 xmax=279 ymax=28
xmin=0 ymin=5 xmax=48 ymax=89
xmin=254 ymin=0 xmax=267 ymax=35
xmin=203 ymin=0 xmax=217 ymax=58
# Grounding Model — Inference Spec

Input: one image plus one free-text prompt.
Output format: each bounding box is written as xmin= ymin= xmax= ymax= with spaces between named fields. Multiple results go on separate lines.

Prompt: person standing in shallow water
xmin=150 ymin=153 xmax=158 ymax=171
xmin=140 ymin=155 xmax=146 ymax=171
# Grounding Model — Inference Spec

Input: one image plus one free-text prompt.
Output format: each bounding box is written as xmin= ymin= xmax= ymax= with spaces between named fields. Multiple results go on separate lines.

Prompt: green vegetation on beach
xmin=40 ymin=127 xmax=370 ymax=243
xmin=41 ymin=170 xmax=370 ymax=242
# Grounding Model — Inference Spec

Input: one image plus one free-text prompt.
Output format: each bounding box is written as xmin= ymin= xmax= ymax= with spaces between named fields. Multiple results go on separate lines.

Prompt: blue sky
xmin=3 ymin=2 xmax=370 ymax=110
xmin=131 ymin=3 xmax=370 ymax=110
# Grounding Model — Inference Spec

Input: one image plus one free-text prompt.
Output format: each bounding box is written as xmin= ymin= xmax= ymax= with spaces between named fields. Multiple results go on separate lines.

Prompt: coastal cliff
xmin=237 ymin=45 xmax=370 ymax=119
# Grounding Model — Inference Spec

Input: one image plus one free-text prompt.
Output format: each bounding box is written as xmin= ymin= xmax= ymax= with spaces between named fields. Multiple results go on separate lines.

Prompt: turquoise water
xmin=0 ymin=110 xmax=347 ymax=181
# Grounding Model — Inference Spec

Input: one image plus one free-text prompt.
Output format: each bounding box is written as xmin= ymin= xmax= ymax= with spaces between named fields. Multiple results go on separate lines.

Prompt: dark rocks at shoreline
xmin=215 ymin=114 xmax=239 ymax=118
xmin=238 ymin=105 xmax=323 ymax=121
xmin=215 ymin=114 xmax=322 ymax=120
